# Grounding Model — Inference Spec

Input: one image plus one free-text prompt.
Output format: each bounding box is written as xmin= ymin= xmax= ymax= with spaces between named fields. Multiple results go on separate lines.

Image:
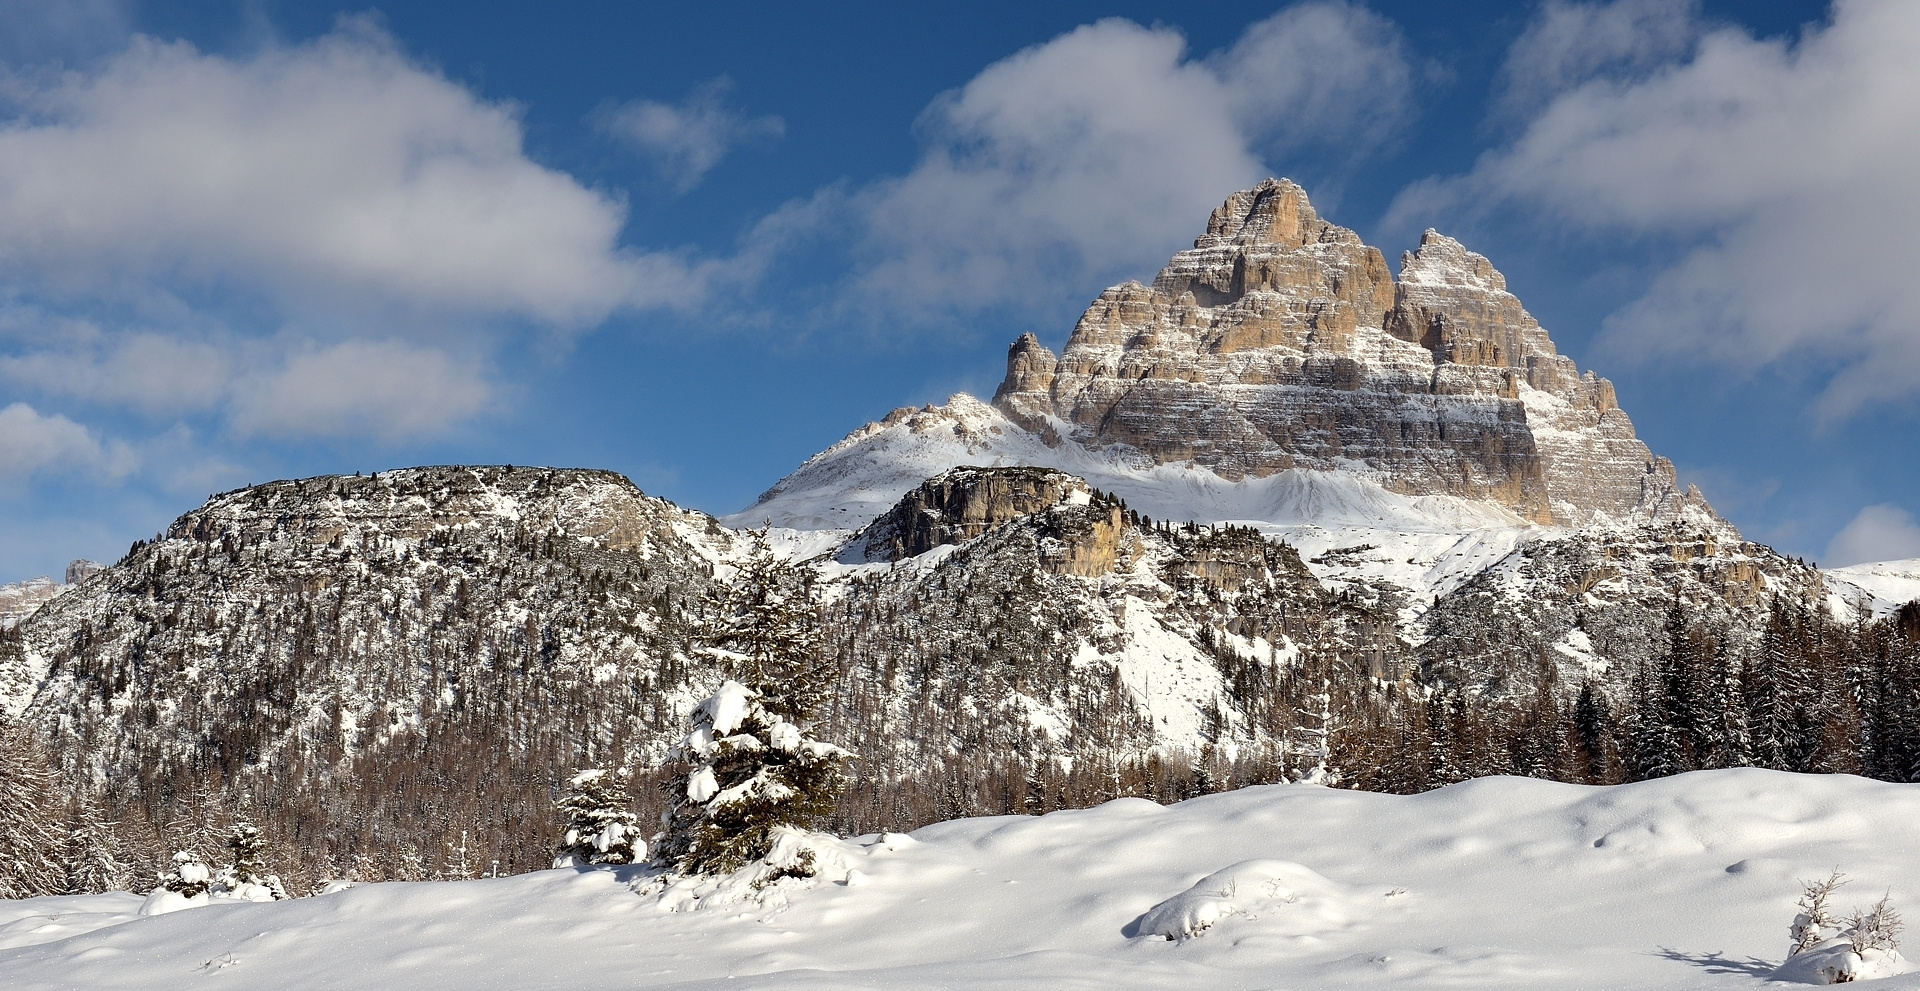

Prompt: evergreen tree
xmin=552 ymin=768 xmax=644 ymax=867
xmin=64 ymin=797 xmax=129 ymax=894
xmin=690 ymin=529 xmax=834 ymax=722
xmin=1658 ymin=597 xmax=1705 ymax=771
xmin=1704 ymin=638 xmax=1752 ymax=769
xmin=219 ymin=822 xmax=289 ymax=899
xmin=0 ymin=719 xmax=66 ymax=898
xmin=1572 ymin=680 xmax=1619 ymax=783
xmin=653 ymin=680 xmax=851 ymax=877
xmin=160 ymin=849 xmax=213 ymax=897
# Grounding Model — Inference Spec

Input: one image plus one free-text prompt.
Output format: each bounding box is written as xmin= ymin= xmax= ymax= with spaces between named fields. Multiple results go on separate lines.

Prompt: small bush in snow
xmin=1791 ymin=871 xmax=1849 ymax=957
xmin=1776 ymin=872 xmax=1910 ymax=985
xmin=160 ymin=850 xmax=213 ymax=898
xmin=1848 ymin=892 xmax=1904 ymax=956
xmin=553 ymin=768 xmax=644 ymax=867
xmin=653 ymin=680 xmax=850 ymax=878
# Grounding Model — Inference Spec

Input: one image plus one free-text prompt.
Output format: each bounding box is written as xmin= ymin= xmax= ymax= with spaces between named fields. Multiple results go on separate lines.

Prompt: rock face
xmin=0 ymin=577 xmax=63 ymax=629
xmin=993 ymin=178 xmax=1686 ymax=526
xmin=848 ymin=466 xmax=1092 ymax=561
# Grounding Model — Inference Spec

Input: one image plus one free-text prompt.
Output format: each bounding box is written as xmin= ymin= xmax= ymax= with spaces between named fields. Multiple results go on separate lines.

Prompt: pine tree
xmin=160 ymin=850 xmax=213 ymax=898
xmin=1572 ymin=680 xmax=1619 ymax=783
xmin=219 ymin=822 xmax=289 ymax=899
xmin=64 ymin=797 xmax=129 ymax=894
xmin=0 ymin=719 xmax=66 ymax=898
xmin=690 ymin=529 xmax=835 ymax=722
xmin=552 ymin=768 xmax=644 ymax=867
xmin=653 ymin=680 xmax=851 ymax=877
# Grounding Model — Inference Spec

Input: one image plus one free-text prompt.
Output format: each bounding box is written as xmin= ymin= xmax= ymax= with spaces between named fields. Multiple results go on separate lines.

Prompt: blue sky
xmin=2 ymin=0 xmax=1916 ymax=581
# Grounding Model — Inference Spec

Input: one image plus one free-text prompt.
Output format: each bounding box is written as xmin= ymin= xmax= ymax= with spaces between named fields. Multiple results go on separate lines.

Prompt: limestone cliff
xmin=993 ymin=179 xmax=1689 ymax=526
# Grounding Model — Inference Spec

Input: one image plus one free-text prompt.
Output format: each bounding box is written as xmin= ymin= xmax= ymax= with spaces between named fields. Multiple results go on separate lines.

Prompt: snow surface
xmin=1826 ymin=558 xmax=1920 ymax=619
xmin=11 ymin=770 xmax=1920 ymax=989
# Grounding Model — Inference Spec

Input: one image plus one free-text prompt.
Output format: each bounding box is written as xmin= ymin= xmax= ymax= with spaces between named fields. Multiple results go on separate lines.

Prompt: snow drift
xmin=7 ymin=769 xmax=1920 ymax=989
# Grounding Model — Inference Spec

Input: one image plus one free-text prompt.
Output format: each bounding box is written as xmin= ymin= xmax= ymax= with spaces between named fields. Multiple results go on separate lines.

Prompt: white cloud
xmin=0 ymin=401 xmax=134 ymax=485
xmin=598 ymin=77 xmax=784 ymax=193
xmin=847 ymin=2 xmax=1411 ymax=318
xmin=226 ymin=338 xmax=491 ymax=442
xmin=0 ymin=16 xmax=706 ymax=324
xmin=1492 ymin=0 xmax=1701 ymax=120
xmin=1826 ymin=503 xmax=1920 ymax=568
xmin=0 ymin=314 xmax=232 ymax=417
xmin=1389 ymin=0 xmax=1920 ymax=418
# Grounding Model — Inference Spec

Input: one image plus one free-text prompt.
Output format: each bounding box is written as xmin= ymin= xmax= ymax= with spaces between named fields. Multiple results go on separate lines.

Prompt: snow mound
xmin=637 ymin=827 xmax=867 ymax=918
xmin=1772 ymin=941 xmax=1913 ymax=985
xmin=1135 ymin=859 xmax=1351 ymax=940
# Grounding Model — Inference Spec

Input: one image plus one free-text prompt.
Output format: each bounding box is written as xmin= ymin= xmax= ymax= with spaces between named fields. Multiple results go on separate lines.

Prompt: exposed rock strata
xmin=992 ymin=178 xmax=1687 ymax=526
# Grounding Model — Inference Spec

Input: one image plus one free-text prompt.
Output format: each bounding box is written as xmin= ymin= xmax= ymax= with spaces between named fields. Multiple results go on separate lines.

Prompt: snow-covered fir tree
xmin=160 ymin=849 xmax=213 ymax=898
xmin=653 ymin=680 xmax=851 ymax=877
xmin=0 ymin=719 xmax=66 ymax=898
xmin=553 ymin=768 xmax=644 ymax=867
xmin=64 ymin=797 xmax=130 ymax=894
xmin=688 ymin=528 xmax=834 ymax=722
xmin=219 ymin=822 xmax=289 ymax=900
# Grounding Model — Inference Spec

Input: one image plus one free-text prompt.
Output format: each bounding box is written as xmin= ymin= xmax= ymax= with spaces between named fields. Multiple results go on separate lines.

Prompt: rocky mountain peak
xmin=990 ymin=179 xmax=1694 ymax=527
xmin=1195 ymin=177 xmax=1325 ymax=249
xmin=1398 ymin=230 xmax=1507 ymax=292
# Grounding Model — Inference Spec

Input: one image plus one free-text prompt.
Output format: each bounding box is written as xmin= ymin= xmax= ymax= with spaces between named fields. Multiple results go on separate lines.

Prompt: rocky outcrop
xmin=0 ymin=576 xmax=63 ymax=629
xmin=849 ymin=466 xmax=1090 ymax=562
xmin=992 ymin=178 xmax=1688 ymax=526
xmin=846 ymin=466 xmax=1128 ymax=577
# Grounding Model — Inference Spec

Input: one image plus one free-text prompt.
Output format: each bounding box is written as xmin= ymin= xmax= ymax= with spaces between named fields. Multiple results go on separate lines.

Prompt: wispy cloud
xmin=1826 ymin=503 xmax=1920 ymax=568
xmin=598 ymin=77 xmax=784 ymax=194
xmin=1389 ymin=0 xmax=1920 ymax=420
xmin=0 ymin=402 xmax=135 ymax=487
xmin=820 ymin=1 xmax=1413 ymax=323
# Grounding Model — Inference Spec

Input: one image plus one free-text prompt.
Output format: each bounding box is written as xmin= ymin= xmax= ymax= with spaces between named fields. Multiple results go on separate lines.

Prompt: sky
xmin=1 ymin=0 xmax=1916 ymax=582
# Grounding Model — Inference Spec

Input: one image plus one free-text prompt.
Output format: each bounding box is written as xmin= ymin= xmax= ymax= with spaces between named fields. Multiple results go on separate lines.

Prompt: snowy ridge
xmin=730 ymin=392 xmax=1548 ymax=620
xmin=1826 ymin=558 xmax=1920 ymax=619
xmin=8 ymin=769 xmax=1920 ymax=989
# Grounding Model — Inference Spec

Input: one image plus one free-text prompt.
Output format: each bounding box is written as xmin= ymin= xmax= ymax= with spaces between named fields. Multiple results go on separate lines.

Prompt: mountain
xmin=4 ymin=463 xmax=1399 ymax=883
xmin=733 ymin=180 xmax=1827 ymax=675
xmin=738 ymin=178 xmax=1687 ymax=534
xmin=4 ymin=180 xmax=1914 ymax=893
xmin=0 ymin=561 xmax=103 ymax=630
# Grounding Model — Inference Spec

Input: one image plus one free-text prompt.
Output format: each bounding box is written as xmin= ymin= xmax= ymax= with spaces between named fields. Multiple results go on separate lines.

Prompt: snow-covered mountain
xmin=1827 ymin=558 xmax=1920 ymax=619
xmin=732 ymin=179 xmax=1834 ymax=672
xmin=4 ymin=179 xmax=1914 ymax=894
xmin=739 ymin=178 xmax=1687 ymax=536
xmin=0 ymin=561 xmax=102 ymax=629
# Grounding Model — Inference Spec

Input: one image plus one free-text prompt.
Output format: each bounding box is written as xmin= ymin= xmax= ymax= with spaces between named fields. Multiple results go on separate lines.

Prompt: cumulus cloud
xmin=847 ymin=2 xmax=1411 ymax=318
xmin=227 ymin=339 xmax=490 ymax=441
xmin=0 ymin=16 xmax=706 ymax=324
xmin=1492 ymin=0 xmax=1701 ymax=120
xmin=1389 ymin=0 xmax=1920 ymax=418
xmin=598 ymin=77 xmax=784 ymax=193
xmin=0 ymin=401 xmax=134 ymax=485
xmin=1826 ymin=503 xmax=1920 ymax=568
xmin=0 ymin=17 xmax=740 ymax=457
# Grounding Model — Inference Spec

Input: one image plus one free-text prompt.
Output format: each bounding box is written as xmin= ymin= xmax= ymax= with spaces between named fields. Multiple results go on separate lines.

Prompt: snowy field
xmin=5 ymin=769 xmax=1919 ymax=989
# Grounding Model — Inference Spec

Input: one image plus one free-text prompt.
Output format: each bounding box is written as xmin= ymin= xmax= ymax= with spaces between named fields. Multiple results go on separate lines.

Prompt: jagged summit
xmin=743 ymin=179 xmax=1701 ymax=535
